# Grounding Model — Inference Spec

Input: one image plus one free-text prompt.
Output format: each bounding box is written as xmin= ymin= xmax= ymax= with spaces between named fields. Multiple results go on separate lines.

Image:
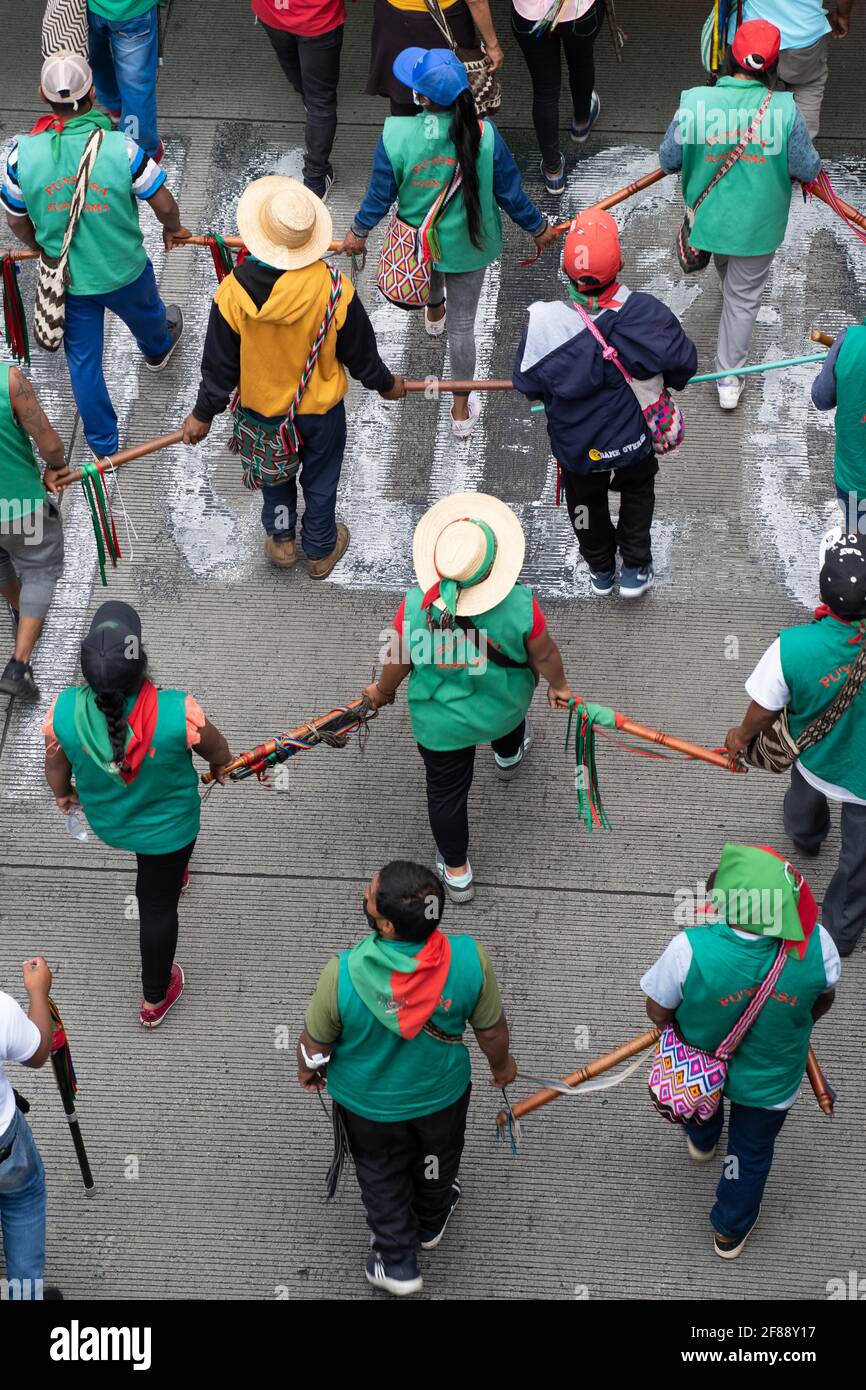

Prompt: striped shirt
xmin=1 ymin=134 xmax=164 ymax=218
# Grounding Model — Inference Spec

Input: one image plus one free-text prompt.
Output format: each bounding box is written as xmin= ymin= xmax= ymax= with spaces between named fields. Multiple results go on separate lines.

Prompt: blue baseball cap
xmin=392 ymin=47 xmax=469 ymax=106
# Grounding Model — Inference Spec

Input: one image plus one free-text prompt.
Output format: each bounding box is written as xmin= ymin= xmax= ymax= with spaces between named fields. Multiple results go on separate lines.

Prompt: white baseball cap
xmin=41 ymin=50 xmax=93 ymax=107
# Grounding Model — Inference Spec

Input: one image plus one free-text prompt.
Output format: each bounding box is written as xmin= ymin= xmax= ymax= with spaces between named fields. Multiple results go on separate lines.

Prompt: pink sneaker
xmin=180 ymin=867 xmax=190 ymax=896
xmin=140 ymin=963 xmax=185 ymax=1029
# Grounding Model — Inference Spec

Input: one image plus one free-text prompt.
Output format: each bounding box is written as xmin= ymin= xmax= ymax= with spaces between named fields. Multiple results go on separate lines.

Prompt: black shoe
xmin=713 ymin=1207 xmax=761 ymax=1260
xmin=304 ymin=172 xmax=334 ymax=202
xmin=792 ymin=839 xmax=821 ymax=859
xmin=144 ymin=305 xmax=184 ymax=372
xmin=42 ymin=1286 xmax=64 ymax=1300
xmin=419 ymin=1180 xmax=461 ymax=1249
xmin=0 ymin=657 xmax=40 ymax=700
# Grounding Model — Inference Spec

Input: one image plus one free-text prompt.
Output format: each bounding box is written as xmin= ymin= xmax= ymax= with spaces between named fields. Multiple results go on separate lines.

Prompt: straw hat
xmin=413 ymin=492 xmax=526 ymax=618
xmin=236 ymin=176 xmax=333 ymax=271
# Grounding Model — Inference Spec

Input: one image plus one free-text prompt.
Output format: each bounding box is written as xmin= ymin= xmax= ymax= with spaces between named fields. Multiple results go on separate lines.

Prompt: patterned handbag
xmin=33 ymin=129 xmax=104 ymax=353
xmin=42 ymin=0 xmax=89 ymax=58
xmin=676 ymin=90 xmax=772 ymax=274
xmin=648 ymin=942 xmax=788 ymax=1125
xmin=574 ymin=303 xmax=684 ymax=456
xmin=743 ymin=632 xmax=866 ymax=773
xmin=377 ymin=164 xmax=463 ymax=309
xmin=423 ymin=0 xmax=502 ymax=115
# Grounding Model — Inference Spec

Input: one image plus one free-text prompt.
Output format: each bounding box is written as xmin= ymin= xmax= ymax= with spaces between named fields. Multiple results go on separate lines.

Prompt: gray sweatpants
xmin=713 ymin=251 xmax=776 ymax=375
xmin=427 ymin=265 xmax=487 ymax=395
xmin=778 ymin=36 xmax=830 ymax=140
xmin=783 ymin=763 xmax=866 ymax=955
xmin=0 ymin=499 xmax=64 ymax=619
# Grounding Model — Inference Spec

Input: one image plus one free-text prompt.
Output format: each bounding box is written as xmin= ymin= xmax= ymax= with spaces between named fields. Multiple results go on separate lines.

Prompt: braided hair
xmin=448 ymin=88 xmax=484 ymax=250
xmin=80 ymin=647 xmax=148 ymax=775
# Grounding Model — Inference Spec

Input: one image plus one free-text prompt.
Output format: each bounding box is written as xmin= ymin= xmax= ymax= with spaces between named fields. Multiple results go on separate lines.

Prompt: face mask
xmin=363 ymin=900 xmax=379 ymax=933
xmin=412 ymin=90 xmax=423 ymax=106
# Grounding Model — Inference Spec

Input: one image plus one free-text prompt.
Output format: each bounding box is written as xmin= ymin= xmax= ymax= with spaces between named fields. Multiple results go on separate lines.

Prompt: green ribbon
xmin=437 ymin=519 xmax=497 ymax=618
xmin=80 ymin=460 xmax=108 ymax=587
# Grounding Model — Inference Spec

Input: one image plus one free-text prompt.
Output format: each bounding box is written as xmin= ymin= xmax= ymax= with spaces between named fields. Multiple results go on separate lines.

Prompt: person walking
xmin=513 ymin=208 xmax=697 ymax=598
xmin=725 ymin=0 xmax=855 ymax=138
xmin=659 ymin=19 xmax=821 ymax=410
xmin=811 ymin=319 xmax=866 ymax=535
xmin=0 ymin=366 xmax=67 ymax=701
xmin=642 ymin=844 xmax=839 ymax=1258
xmin=297 ymin=859 xmax=515 ymax=1295
xmin=366 ymin=0 xmax=503 ymax=117
xmin=361 ymin=492 xmax=572 ymax=903
xmin=87 ymin=1 xmax=163 ymax=161
xmin=511 ymin=0 xmax=604 ymax=194
xmin=42 ymin=602 xmax=232 ymax=1028
xmin=252 ymin=0 xmax=345 ymax=199
xmin=343 ymin=48 xmax=556 ymax=437
xmin=182 ymin=177 xmax=404 ymax=578
xmin=1 ymin=52 xmax=188 ymax=459
xmin=725 ymin=533 xmax=866 ymax=956
xmin=0 ymin=956 xmax=57 ymax=1300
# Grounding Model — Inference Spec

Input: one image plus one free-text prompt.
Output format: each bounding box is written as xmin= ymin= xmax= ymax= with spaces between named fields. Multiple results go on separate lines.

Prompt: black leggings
xmin=511 ymin=1 xmax=603 ymax=170
xmin=418 ymin=721 xmax=526 ymax=868
xmin=135 ymin=839 xmax=196 ymax=1001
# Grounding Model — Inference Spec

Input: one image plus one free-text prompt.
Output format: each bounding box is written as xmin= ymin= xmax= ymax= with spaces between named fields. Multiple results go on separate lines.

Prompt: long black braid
xmin=449 ymin=88 xmax=483 ymax=249
xmin=80 ymin=650 xmax=149 ymax=774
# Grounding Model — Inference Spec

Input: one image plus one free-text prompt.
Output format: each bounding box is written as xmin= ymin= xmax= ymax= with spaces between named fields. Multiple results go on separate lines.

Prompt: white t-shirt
xmin=640 ymin=927 xmax=841 ymax=1109
xmin=746 ymin=638 xmax=866 ymax=806
xmin=0 ymin=991 xmax=40 ymax=1135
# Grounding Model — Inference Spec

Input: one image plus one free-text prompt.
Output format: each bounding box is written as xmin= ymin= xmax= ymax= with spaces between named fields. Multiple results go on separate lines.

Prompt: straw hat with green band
xmin=710 ymin=843 xmax=820 ymax=958
xmin=413 ymin=492 xmax=526 ymax=619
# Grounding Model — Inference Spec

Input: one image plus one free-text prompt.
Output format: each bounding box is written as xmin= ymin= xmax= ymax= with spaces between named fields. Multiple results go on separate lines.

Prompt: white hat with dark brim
xmin=41 ymin=50 xmax=93 ymax=107
xmin=412 ymin=491 xmax=526 ymax=619
xmin=236 ymin=176 xmax=333 ymax=272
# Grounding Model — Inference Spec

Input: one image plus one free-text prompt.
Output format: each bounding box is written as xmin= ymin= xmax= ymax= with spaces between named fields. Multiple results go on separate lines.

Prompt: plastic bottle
xmin=65 ymin=806 xmax=89 ymax=842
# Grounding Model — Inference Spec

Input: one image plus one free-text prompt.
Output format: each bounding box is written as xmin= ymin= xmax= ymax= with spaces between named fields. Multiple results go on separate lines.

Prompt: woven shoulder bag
xmin=744 ymin=630 xmax=866 ymax=773
xmin=33 ymin=128 xmax=104 ymax=353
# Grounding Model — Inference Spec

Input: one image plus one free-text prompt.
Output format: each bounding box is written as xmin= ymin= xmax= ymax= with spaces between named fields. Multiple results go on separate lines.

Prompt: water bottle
xmin=65 ymin=806 xmax=89 ymax=842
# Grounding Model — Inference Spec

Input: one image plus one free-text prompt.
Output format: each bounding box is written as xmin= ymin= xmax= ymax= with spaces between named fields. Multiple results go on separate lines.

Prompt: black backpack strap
xmin=454 ymin=616 xmax=530 ymax=670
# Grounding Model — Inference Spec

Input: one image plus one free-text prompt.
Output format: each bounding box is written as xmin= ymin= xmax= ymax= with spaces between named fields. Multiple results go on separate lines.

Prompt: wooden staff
xmin=495 ymin=1029 xmax=661 ymax=1126
xmin=57 ymin=429 xmax=185 ymax=489
xmin=553 ymin=167 xmax=668 ymax=235
xmin=808 ymin=181 xmax=866 ymax=234
xmin=811 ymin=329 xmax=835 ymax=348
xmin=806 ymin=1046 xmax=835 ymax=1116
xmin=403 ymin=378 xmax=513 ymax=393
xmin=612 ymin=713 xmax=747 ymax=773
xmin=3 ymin=235 xmax=342 ymax=260
xmin=200 ymin=697 xmax=374 ymax=784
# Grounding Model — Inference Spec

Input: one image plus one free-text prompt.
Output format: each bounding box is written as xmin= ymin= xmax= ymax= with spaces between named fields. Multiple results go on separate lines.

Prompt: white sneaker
xmin=424 ymin=303 xmax=446 ymax=337
xmin=451 ymin=392 xmax=480 ymax=438
xmin=435 ymin=856 xmax=475 ymax=903
xmin=493 ymin=718 xmax=534 ymax=781
xmin=717 ymin=376 xmax=745 ymax=410
xmin=686 ymin=1134 xmax=718 ymax=1163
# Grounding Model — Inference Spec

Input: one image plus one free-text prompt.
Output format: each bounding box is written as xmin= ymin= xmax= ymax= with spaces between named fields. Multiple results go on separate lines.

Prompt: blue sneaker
xmin=365 ymin=1249 xmax=423 ymax=1296
xmin=619 ymin=564 xmax=654 ymax=598
xmin=589 ymin=568 xmax=616 ymax=596
xmin=570 ymin=91 xmax=601 ymax=144
xmin=541 ymin=155 xmax=566 ymax=195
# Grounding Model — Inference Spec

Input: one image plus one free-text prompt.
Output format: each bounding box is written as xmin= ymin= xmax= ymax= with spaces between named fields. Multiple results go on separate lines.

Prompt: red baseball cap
xmin=731 ymin=18 xmax=781 ymax=72
xmin=562 ymin=208 xmax=622 ymax=289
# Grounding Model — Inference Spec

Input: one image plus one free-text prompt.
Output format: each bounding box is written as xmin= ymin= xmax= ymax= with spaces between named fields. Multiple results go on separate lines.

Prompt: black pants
xmin=418 ymin=720 xmax=526 ymax=868
xmin=784 ymin=764 xmax=866 ymax=954
xmin=339 ymin=1085 xmax=471 ymax=1263
xmin=260 ymin=21 xmax=343 ymax=186
xmin=135 ymin=839 xmax=196 ymax=1000
xmin=511 ymin=1 xmax=603 ymax=170
xmin=563 ymin=455 xmax=658 ymax=572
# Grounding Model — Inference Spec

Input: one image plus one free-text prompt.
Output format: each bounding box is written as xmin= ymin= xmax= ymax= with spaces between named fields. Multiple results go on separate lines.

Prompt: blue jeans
xmin=89 ymin=5 xmax=161 ymax=158
xmin=64 ymin=260 xmax=172 ymax=456
xmin=0 ymin=1106 xmax=46 ymax=1295
xmin=836 ymin=485 xmax=866 ymax=537
xmin=260 ymin=403 xmax=346 ymax=558
xmin=685 ymin=1098 xmax=788 ymax=1238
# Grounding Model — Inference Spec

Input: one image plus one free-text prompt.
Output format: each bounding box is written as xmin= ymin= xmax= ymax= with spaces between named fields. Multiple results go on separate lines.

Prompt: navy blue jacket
xmin=512 ymin=286 xmax=698 ymax=473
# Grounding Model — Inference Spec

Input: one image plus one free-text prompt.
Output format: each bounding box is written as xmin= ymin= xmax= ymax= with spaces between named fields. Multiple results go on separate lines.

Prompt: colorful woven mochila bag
xmin=228 ymin=265 xmax=342 ymax=490
xmin=377 ymin=164 xmax=464 ymax=310
xmin=573 ymin=303 xmax=684 ymax=455
xmin=648 ymin=941 xmax=788 ymax=1126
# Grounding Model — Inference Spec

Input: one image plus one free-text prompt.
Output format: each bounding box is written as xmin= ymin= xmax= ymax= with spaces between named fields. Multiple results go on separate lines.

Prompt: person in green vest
xmin=1 ymin=50 xmax=189 ymax=458
xmin=42 ymin=601 xmax=233 ymax=1029
xmin=296 ymin=858 xmax=515 ymax=1296
xmin=642 ymin=843 xmax=839 ymax=1259
xmin=811 ymin=321 xmax=866 ymax=536
xmin=361 ymin=492 xmax=573 ymax=903
xmin=659 ymin=19 xmax=821 ymax=410
xmin=340 ymin=47 xmax=557 ymax=436
xmin=725 ymin=533 xmax=866 ymax=956
xmin=0 ymin=365 xmax=66 ymax=701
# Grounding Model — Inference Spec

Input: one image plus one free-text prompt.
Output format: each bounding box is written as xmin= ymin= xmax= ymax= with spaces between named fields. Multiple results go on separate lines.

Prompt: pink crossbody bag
xmin=573 ymin=302 xmax=685 ymax=456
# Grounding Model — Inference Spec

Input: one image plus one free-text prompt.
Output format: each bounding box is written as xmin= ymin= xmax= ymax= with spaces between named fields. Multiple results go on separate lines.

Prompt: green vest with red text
xmin=53 ymin=685 xmax=200 ymax=854
xmin=780 ymin=616 xmax=866 ymax=798
xmin=16 ymin=114 xmax=147 ymax=296
xmin=403 ymin=582 xmax=536 ymax=751
xmin=675 ymin=922 xmax=827 ymax=1107
xmin=833 ymin=324 xmax=866 ymax=496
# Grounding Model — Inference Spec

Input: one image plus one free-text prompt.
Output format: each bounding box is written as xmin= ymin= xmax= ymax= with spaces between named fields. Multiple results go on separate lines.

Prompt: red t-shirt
xmin=393 ymin=595 xmax=547 ymax=640
xmin=252 ymin=0 xmax=345 ymax=38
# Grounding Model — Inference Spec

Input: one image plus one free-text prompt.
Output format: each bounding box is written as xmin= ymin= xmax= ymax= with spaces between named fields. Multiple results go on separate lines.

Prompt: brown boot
xmin=264 ymin=534 xmax=299 ymax=568
xmin=307 ymin=523 xmax=350 ymax=580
